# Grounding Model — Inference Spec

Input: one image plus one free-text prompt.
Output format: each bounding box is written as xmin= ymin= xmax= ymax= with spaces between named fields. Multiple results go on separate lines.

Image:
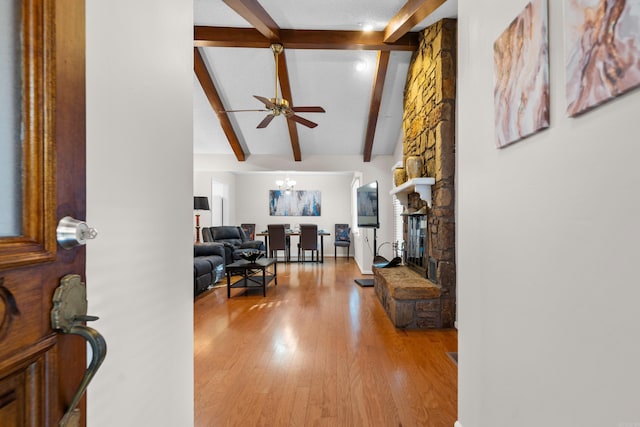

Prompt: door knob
xmin=51 ymin=274 xmax=106 ymax=427
xmin=57 ymin=216 xmax=98 ymax=249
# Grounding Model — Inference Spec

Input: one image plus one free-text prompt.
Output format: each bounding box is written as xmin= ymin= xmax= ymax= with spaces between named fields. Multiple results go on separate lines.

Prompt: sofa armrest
xmin=239 ymin=240 xmax=265 ymax=251
xmin=194 ymin=242 xmax=226 ymax=259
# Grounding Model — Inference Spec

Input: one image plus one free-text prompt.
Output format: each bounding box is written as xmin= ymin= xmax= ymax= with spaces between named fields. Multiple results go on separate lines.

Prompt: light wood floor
xmin=194 ymin=259 xmax=457 ymax=427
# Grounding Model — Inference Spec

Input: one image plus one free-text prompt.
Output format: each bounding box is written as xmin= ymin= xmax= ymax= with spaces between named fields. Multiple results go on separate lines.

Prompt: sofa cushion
xmin=194 ymin=244 xmax=226 ymax=297
xmin=212 ymin=226 xmax=242 ymax=241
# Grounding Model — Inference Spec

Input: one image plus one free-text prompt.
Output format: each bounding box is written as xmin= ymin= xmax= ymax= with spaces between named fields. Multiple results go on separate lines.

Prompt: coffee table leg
xmin=244 ymin=269 xmax=249 ymax=296
xmin=226 ymin=271 xmax=231 ymax=298
xmin=274 ymin=262 xmax=277 ymax=285
xmin=262 ymin=267 xmax=266 ymax=296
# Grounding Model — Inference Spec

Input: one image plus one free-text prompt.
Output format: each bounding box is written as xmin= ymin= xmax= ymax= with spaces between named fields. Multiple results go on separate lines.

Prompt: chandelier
xmin=275 ymin=177 xmax=296 ymax=193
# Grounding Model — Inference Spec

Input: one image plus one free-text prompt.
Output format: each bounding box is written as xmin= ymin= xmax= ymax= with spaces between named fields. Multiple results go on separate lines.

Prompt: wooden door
xmin=0 ymin=0 xmax=88 ymax=425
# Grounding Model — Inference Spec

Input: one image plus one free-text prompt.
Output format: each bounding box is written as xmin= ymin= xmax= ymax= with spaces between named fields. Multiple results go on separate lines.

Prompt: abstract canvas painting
xmin=565 ymin=0 xmax=640 ymax=116
xmin=269 ymin=190 xmax=321 ymax=216
xmin=494 ymin=0 xmax=550 ymax=148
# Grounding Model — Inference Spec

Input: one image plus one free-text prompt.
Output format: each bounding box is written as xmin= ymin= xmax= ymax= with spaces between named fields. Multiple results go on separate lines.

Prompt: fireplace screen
xmin=404 ymin=214 xmax=428 ymax=276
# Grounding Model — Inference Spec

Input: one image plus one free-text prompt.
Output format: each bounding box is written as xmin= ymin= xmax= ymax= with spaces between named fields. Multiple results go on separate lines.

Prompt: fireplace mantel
xmin=390 ymin=177 xmax=436 ymax=208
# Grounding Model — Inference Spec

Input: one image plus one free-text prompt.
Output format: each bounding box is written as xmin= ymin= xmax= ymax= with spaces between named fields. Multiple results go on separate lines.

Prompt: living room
xmin=75 ymin=0 xmax=640 ymax=426
xmin=194 ymin=165 xmax=397 ymax=269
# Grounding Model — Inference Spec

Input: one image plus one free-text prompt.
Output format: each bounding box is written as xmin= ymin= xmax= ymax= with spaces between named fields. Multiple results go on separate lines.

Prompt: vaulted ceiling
xmin=193 ymin=0 xmax=457 ymax=162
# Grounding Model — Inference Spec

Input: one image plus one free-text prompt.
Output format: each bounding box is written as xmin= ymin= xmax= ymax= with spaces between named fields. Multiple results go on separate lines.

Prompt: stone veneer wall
xmin=401 ymin=19 xmax=457 ymax=327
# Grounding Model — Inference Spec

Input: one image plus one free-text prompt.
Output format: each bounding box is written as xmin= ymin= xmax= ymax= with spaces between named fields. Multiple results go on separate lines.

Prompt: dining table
xmin=256 ymin=229 xmax=331 ymax=263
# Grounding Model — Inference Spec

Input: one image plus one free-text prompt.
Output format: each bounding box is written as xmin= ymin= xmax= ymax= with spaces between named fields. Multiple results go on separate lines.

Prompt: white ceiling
xmin=193 ymin=0 xmax=458 ymax=160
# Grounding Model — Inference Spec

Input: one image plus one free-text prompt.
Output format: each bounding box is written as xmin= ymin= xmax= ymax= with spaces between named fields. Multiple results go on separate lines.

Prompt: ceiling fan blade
xmin=287 ymin=114 xmax=318 ymax=128
xmin=291 ymin=106 xmax=325 ymax=113
xmin=219 ymin=109 xmax=268 ymax=113
xmin=254 ymin=95 xmax=277 ymax=109
xmin=257 ymin=114 xmax=276 ymax=128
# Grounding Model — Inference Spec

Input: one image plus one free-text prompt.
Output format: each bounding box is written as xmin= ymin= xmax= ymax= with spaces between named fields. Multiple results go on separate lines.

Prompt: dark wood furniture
xmin=226 ymin=258 xmax=277 ymax=298
xmin=267 ymin=224 xmax=290 ymax=262
xmin=298 ymin=224 xmax=319 ymax=262
xmin=257 ymin=229 xmax=331 ymax=263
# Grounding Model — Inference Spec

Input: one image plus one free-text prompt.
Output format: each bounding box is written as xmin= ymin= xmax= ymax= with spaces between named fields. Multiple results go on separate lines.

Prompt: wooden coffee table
xmin=225 ymin=258 xmax=277 ymax=298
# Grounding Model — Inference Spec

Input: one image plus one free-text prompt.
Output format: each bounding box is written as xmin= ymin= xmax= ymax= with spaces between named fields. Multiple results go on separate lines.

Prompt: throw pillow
xmin=336 ymin=227 xmax=350 ymax=241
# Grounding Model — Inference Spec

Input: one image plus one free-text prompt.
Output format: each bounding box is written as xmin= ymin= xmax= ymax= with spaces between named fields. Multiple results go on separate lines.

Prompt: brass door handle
xmin=51 ymin=274 xmax=107 ymax=427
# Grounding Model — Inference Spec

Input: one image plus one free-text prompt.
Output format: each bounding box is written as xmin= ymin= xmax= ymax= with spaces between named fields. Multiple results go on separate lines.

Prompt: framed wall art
xmin=565 ymin=0 xmax=640 ymax=116
xmin=269 ymin=190 xmax=321 ymax=216
xmin=493 ymin=0 xmax=550 ymax=148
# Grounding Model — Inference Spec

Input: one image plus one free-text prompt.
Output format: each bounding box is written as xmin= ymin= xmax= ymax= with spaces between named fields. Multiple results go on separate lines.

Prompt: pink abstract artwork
xmin=565 ymin=0 xmax=640 ymax=116
xmin=494 ymin=0 xmax=550 ymax=148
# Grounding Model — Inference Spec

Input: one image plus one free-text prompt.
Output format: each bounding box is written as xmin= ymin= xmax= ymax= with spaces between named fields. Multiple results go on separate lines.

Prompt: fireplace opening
xmin=404 ymin=213 xmax=428 ymax=277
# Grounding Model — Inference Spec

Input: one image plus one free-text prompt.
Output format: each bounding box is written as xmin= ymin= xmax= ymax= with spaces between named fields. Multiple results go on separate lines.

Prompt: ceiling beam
xmin=195 ymin=27 xmax=419 ymax=51
xmin=222 ymin=0 xmax=280 ymax=41
xmin=276 ymin=52 xmax=302 ymax=161
xmin=384 ymin=0 xmax=446 ymax=43
xmin=193 ymin=47 xmax=246 ymax=161
xmin=217 ymin=2 xmax=302 ymax=160
xmin=363 ymin=51 xmax=390 ymax=162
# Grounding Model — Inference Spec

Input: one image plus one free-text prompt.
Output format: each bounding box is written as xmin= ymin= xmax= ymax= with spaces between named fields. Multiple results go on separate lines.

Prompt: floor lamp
xmin=194 ymin=196 xmax=210 ymax=243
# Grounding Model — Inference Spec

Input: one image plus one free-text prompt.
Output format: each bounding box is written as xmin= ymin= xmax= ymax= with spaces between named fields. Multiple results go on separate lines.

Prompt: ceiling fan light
xmin=275 ymin=180 xmax=284 ymax=187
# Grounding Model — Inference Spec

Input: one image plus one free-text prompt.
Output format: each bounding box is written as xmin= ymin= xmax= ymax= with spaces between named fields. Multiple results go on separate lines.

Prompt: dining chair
xmin=334 ymin=224 xmax=351 ymax=259
xmin=267 ymin=224 xmax=289 ymax=262
xmin=298 ymin=224 xmax=319 ymax=262
xmin=282 ymin=223 xmax=291 ymax=246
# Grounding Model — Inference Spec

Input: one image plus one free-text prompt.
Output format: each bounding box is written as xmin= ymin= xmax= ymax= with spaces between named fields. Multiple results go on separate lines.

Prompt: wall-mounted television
xmin=356 ymin=181 xmax=379 ymax=228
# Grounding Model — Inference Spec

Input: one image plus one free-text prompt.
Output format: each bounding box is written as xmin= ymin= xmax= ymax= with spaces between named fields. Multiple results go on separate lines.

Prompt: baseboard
xmin=454 ymin=421 xmax=463 ymax=427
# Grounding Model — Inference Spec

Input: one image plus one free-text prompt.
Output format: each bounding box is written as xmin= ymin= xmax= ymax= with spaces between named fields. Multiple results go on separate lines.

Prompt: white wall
xmin=86 ymin=0 xmax=194 ymax=426
xmin=234 ymin=172 xmax=352 ymax=258
xmin=194 ymin=171 xmax=236 ymax=236
xmin=458 ymin=1 xmax=640 ymax=426
xmin=194 ymin=153 xmax=397 ymax=267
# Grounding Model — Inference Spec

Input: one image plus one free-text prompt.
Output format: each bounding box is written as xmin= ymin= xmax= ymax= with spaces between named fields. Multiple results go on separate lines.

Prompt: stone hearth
xmin=374 ymin=266 xmax=442 ymax=329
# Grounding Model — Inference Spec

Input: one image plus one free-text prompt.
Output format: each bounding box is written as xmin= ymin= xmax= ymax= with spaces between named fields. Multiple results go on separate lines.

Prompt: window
xmin=351 ymin=177 xmax=359 ymax=232
xmin=392 ymin=196 xmax=403 ymax=257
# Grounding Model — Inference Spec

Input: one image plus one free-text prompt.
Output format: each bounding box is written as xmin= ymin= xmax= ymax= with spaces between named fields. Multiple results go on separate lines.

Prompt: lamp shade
xmin=194 ymin=196 xmax=210 ymax=210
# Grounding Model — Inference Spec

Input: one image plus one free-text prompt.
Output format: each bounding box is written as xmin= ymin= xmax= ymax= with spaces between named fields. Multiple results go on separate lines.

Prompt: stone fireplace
xmin=392 ymin=18 xmax=457 ymax=328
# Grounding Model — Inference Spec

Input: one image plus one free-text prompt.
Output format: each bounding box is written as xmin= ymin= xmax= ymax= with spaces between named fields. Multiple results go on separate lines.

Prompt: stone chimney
xmin=401 ymin=19 xmax=457 ymax=327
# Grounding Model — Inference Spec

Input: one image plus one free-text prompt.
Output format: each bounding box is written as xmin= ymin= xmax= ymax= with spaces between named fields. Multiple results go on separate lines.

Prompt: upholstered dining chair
xmin=297 ymin=224 xmax=319 ymax=262
xmin=267 ymin=224 xmax=289 ymax=262
xmin=334 ymin=224 xmax=351 ymax=259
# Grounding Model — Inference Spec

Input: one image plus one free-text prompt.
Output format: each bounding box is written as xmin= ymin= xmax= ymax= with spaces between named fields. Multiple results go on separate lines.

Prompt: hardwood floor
xmin=194 ymin=259 xmax=457 ymax=426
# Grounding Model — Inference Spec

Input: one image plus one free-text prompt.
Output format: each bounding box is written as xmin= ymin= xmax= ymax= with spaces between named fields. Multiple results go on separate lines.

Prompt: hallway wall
xmin=86 ymin=0 xmax=194 ymax=425
xmin=457 ymin=1 xmax=640 ymax=426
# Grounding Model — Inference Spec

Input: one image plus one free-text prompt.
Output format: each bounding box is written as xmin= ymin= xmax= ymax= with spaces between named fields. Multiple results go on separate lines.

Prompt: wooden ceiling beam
xmin=276 ymin=52 xmax=302 ymax=161
xmin=363 ymin=51 xmax=390 ymax=162
xmin=222 ymin=0 xmax=280 ymax=40
xmin=193 ymin=47 xmax=246 ymax=161
xmin=195 ymin=27 xmax=419 ymax=51
xmin=217 ymin=1 xmax=302 ymax=160
xmin=384 ymin=0 xmax=446 ymax=43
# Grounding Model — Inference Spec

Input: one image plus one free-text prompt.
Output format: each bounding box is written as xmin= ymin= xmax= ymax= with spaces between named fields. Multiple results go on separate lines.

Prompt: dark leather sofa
xmin=202 ymin=226 xmax=265 ymax=263
xmin=194 ymin=243 xmax=226 ymax=297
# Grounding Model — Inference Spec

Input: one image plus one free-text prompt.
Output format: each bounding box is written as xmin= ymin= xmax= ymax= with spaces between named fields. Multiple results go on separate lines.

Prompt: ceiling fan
xmin=222 ymin=43 xmax=325 ymax=129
